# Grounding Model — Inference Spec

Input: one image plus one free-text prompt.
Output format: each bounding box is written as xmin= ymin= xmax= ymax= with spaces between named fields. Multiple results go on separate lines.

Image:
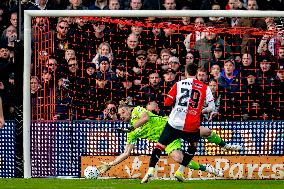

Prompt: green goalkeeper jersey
xmin=126 ymin=106 xmax=168 ymax=144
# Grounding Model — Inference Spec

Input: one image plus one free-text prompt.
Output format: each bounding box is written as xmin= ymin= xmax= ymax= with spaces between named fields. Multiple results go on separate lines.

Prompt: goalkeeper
xmin=98 ymin=104 xmax=241 ymax=180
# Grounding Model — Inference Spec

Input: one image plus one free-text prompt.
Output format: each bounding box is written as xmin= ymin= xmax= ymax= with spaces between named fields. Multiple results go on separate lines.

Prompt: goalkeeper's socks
xmin=199 ymin=164 xmax=207 ymax=171
xmin=207 ymin=131 xmax=226 ymax=147
xmin=177 ymin=165 xmax=185 ymax=174
xmin=188 ymin=160 xmax=200 ymax=170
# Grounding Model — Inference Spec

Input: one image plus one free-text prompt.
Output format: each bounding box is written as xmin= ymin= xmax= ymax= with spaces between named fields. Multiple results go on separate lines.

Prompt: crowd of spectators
xmin=0 ymin=0 xmax=284 ymax=123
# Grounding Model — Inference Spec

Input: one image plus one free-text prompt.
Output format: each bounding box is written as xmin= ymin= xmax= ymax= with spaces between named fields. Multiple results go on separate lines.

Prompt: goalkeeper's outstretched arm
xmin=109 ymin=144 xmax=135 ymax=166
xmin=98 ymin=144 xmax=135 ymax=173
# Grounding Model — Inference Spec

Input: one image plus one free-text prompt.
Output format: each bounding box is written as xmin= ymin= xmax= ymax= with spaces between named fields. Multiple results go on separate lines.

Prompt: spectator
xmin=256 ymin=57 xmax=275 ymax=87
xmin=185 ymin=49 xmax=200 ymax=66
xmin=96 ymin=56 xmax=116 ymax=82
xmin=204 ymin=43 xmax=228 ymax=72
xmin=203 ymin=78 xmax=221 ymax=121
xmin=194 ymin=26 xmax=232 ymax=67
xmin=218 ymin=59 xmax=241 ymax=120
xmin=132 ymin=50 xmax=151 ymax=86
xmin=91 ymin=42 xmax=114 ymax=70
xmin=129 ymin=0 xmax=143 ymax=10
xmin=28 ymin=0 xmax=52 ymax=10
xmin=66 ymin=0 xmax=88 ymax=10
xmin=236 ymin=0 xmax=267 ymax=54
xmin=146 ymin=47 xmax=159 ymax=70
xmin=168 ymin=56 xmax=182 ymax=79
xmin=162 ymin=68 xmax=177 ymax=93
xmin=140 ymin=72 xmax=164 ymax=106
xmin=163 ymin=0 xmax=176 ymax=10
xmin=183 ymin=17 xmax=206 ymax=52
xmin=209 ymin=62 xmax=221 ymax=80
xmin=108 ymin=0 xmax=121 ymax=10
xmin=99 ymin=100 xmax=118 ymax=120
xmin=30 ymin=76 xmax=43 ymax=120
xmin=240 ymin=71 xmax=267 ymax=120
xmin=54 ymin=78 xmax=72 ymax=120
xmin=114 ymin=33 xmax=142 ymax=71
xmin=272 ymin=66 xmax=284 ymax=119
xmin=89 ymin=0 xmax=108 ymax=10
xmin=196 ymin=67 xmax=209 ymax=84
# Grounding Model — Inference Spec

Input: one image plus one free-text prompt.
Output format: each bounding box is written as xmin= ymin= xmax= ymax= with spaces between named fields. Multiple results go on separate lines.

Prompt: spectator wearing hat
xmin=168 ymin=56 xmax=183 ymax=80
xmin=162 ymin=68 xmax=177 ymax=93
xmin=240 ymin=71 xmax=268 ymax=120
xmin=96 ymin=56 xmax=116 ymax=82
xmin=131 ymin=50 xmax=151 ymax=86
xmin=204 ymin=43 xmax=228 ymax=73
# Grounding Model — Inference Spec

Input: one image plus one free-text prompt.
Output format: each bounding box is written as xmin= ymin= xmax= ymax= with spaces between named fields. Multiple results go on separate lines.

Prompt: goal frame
xmin=23 ymin=9 xmax=284 ymax=178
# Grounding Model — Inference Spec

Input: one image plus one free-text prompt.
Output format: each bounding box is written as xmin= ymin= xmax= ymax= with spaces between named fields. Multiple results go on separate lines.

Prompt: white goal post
xmin=23 ymin=9 xmax=284 ymax=178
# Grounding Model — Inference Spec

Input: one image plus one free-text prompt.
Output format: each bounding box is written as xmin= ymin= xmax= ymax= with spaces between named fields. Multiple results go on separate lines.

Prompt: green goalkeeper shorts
xmin=165 ymin=139 xmax=182 ymax=155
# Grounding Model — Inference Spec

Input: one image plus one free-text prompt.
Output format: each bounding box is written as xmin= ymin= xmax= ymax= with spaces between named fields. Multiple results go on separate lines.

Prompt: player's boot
xmin=141 ymin=169 xmax=154 ymax=184
xmin=205 ymin=165 xmax=224 ymax=177
xmin=174 ymin=170 xmax=185 ymax=182
xmin=222 ymin=144 xmax=242 ymax=151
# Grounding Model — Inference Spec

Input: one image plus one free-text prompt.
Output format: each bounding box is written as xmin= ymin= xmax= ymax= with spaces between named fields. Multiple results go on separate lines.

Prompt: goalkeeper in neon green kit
xmin=98 ymin=104 xmax=242 ymax=181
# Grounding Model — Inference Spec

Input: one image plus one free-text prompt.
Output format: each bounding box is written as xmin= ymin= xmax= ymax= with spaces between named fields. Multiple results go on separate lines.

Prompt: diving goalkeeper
xmin=98 ymin=104 xmax=241 ymax=180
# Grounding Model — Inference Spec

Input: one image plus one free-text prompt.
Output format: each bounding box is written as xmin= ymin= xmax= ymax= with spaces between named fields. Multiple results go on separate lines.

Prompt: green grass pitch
xmin=0 ymin=179 xmax=283 ymax=189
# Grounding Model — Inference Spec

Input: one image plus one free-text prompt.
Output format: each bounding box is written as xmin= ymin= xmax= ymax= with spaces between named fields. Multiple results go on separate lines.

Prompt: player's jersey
xmin=165 ymin=78 xmax=214 ymax=132
xmin=127 ymin=106 xmax=168 ymax=144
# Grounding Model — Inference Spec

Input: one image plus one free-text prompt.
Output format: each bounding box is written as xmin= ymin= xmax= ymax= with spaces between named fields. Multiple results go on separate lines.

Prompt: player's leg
xmin=142 ymin=123 xmax=179 ymax=184
xmin=166 ymin=139 xmax=205 ymax=181
xmin=200 ymin=126 xmax=242 ymax=151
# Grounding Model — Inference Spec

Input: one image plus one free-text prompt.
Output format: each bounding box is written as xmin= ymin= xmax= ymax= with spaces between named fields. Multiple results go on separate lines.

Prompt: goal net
xmin=18 ymin=10 xmax=284 ymax=179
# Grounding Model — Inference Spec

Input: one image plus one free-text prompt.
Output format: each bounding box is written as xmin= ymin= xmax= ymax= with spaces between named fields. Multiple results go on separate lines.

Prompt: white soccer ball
xmin=84 ymin=166 xmax=99 ymax=179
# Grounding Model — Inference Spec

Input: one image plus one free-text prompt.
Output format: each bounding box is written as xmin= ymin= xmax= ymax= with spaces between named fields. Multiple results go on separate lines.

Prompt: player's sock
xmin=188 ymin=160 xmax=200 ymax=170
xmin=149 ymin=148 xmax=162 ymax=167
xmin=199 ymin=164 xmax=207 ymax=171
xmin=177 ymin=165 xmax=185 ymax=173
xmin=181 ymin=152 xmax=194 ymax=167
xmin=207 ymin=131 xmax=226 ymax=147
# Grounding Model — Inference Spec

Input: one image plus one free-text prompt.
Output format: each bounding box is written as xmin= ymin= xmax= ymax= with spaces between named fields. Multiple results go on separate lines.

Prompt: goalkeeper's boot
xmin=174 ymin=170 xmax=185 ymax=182
xmin=222 ymin=144 xmax=242 ymax=151
xmin=141 ymin=169 xmax=154 ymax=184
xmin=205 ymin=165 xmax=224 ymax=177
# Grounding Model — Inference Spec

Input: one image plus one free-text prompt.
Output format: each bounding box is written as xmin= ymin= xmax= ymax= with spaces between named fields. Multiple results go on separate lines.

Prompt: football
xmin=84 ymin=166 xmax=99 ymax=179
